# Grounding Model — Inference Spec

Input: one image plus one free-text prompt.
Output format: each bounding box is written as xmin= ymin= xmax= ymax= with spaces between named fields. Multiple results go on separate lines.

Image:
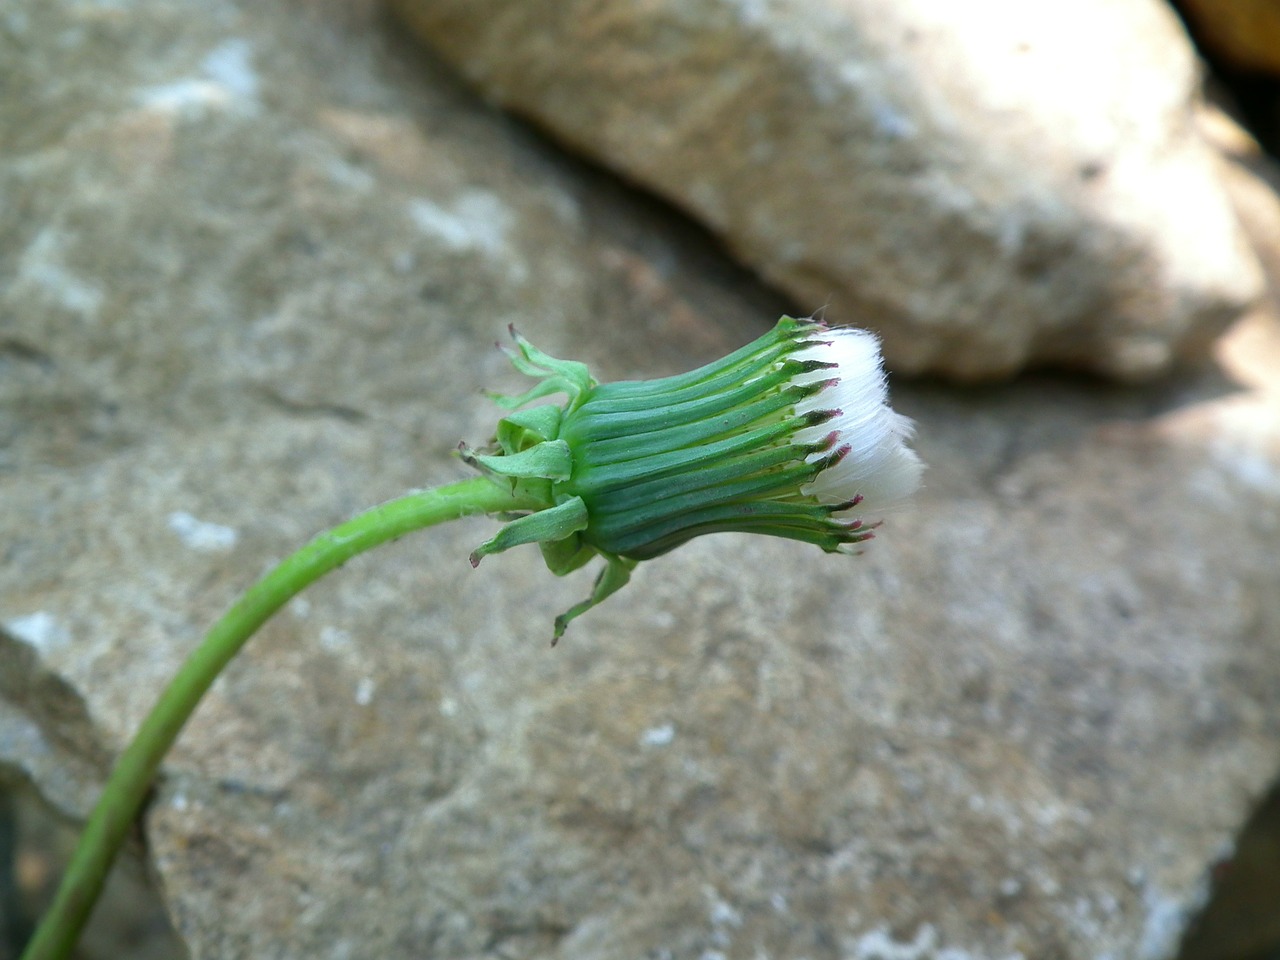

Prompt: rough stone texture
xmin=387 ymin=0 xmax=1264 ymax=382
xmin=3 ymin=1 xmax=1280 ymax=959
xmin=1176 ymin=0 xmax=1280 ymax=75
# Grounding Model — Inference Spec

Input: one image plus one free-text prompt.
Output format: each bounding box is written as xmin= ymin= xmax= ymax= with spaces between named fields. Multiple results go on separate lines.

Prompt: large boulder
xmin=390 ymin=0 xmax=1263 ymax=380
xmin=3 ymin=0 xmax=1280 ymax=957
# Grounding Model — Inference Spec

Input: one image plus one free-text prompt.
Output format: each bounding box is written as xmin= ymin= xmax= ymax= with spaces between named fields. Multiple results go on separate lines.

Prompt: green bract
xmin=461 ymin=316 xmax=920 ymax=640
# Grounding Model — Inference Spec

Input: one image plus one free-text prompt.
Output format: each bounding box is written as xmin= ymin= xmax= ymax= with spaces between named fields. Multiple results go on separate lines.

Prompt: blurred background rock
xmin=2 ymin=1 xmax=1279 ymax=958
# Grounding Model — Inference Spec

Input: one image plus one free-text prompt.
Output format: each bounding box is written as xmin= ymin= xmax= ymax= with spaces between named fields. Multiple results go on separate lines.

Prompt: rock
xmin=3 ymin=1 xmax=1280 ymax=959
xmin=1177 ymin=0 xmax=1280 ymax=75
xmin=1204 ymin=103 xmax=1280 ymax=299
xmin=387 ymin=0 xmax=1263 ymax=381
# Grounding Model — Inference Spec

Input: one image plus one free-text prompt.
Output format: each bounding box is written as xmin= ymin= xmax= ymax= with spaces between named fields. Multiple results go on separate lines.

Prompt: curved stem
xmin=21 ymin=477 xmax=539 ymax=960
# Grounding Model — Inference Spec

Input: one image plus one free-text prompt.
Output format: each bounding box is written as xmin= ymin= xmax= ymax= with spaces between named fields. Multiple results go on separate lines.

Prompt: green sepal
xmin=496 ymin=328 xmax=596 ymax=412
xmin=563 ymin=366 xmax=793 ymax=444
xmin=469 ymin=495 xmax=589 ymax=566
xmin=613 ymin=502 xmax=871 ymax=560
xmin=495 ymin=404 xmax=563 ymax=453
xmin=586 ymin=452 xmax=826 ymax=545
xmin=539 ymin=533 xmax=598 ymax=576
xmin=461 ymin=439 xmax=573 ymax=482
xmin=567 ymin=380 xmax=824 ymax=467
xmin=583 ymin=316 xmax=819 ymax=405
xmin=569 ymin=416 xmax=800 ymax=497
xmin=578 ymin=339 xmax=796 ymax=414
xmin=552 ymin=553 xmax=638 ymax=644
xmin=489 ymin=377 xmax=579 ymax=413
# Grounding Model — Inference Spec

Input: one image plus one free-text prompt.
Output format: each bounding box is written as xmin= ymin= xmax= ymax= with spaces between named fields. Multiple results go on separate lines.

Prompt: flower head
xmin=462 ymin=316 xmax=922 ymax=639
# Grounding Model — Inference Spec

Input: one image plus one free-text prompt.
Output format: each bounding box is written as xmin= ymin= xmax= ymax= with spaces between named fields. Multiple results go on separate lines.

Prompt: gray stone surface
xmin=389 ymin=0 xmax=1263 ymax=381
xmin=3 ymin=0 xmax=1280 ymax=958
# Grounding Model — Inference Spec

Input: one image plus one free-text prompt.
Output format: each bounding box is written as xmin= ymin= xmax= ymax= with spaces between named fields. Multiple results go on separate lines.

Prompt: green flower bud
xmin=462 ymin=316 xmax=922 ymax=640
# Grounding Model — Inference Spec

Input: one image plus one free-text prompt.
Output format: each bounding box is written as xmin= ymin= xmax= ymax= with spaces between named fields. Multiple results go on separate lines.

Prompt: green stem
xmin=21 ymin=477 xmax=538 ymax=960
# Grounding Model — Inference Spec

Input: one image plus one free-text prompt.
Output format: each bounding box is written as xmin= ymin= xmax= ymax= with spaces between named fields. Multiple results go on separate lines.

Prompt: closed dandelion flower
xmin=462 ymin=316 xmax=923 ymax=639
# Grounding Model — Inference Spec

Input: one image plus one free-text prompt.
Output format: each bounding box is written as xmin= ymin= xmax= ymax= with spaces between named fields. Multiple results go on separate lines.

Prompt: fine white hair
xmin=790 ymin=328 xmax=924 ymax=510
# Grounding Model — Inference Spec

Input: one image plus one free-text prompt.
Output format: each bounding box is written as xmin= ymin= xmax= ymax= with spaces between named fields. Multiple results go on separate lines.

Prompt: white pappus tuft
xmin=791 ymin=327 xmax=924 ymax=512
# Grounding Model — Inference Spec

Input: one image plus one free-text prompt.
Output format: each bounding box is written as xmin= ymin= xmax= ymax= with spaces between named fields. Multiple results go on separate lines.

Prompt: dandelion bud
xmin=462 ymin=317 xmax=922 ymax=639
